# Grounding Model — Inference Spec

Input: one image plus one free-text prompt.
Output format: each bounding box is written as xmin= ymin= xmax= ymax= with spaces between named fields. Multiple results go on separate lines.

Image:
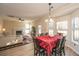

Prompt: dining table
xmin=36 ymin=34 xmax=63 ymax=56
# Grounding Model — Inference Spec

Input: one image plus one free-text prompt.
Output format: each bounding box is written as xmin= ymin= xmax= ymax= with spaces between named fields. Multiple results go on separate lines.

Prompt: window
xmin=72 ymin=17 xmax=79 ymax=44
xmin=49 ymin=29 xmax=53 ymax=35
xmin=48 ymin=19 xmax=54 ymax=36
xmin=24 ymin=23 xmax=31 ymax=34
xmin=38 ymin=25 xmax=42 ymax=34
xmin=56 ymin=21 xmax=68 ymax=36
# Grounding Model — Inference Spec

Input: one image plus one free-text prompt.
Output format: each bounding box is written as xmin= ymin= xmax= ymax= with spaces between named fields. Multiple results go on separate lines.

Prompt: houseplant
xmin=31 ymin=26 xmax=36 ymax=37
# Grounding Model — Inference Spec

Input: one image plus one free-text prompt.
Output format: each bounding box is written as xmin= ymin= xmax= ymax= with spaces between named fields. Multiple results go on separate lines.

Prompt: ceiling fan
xmin=7 ymin=15 xmax=24 ymax=22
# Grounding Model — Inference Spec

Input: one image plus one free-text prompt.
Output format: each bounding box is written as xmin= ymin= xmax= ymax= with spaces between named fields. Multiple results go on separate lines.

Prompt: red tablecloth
xmin=36 ymin=35 xmax=63 ymax=56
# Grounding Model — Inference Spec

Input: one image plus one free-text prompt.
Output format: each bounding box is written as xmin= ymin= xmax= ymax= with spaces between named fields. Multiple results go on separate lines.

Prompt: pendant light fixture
xmin=48 ymin=3 xmax=53 ymax=22
xmin=45 ymin=3 xmax=53 ymax=23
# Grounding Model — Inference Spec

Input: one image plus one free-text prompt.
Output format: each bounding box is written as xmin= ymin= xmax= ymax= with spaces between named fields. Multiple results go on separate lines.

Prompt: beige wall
xmin=0 ymin=17 xmax=33 ymax=47
xmin=0 ymin=4 xmax=79 ymax=54
xmin=3 ymin=20 xmax=25 ymax=35
xmin=33 ymin=16 xmax=56 ymax=34
xmin=67 ymin=9 xmax=79 ymax=54
xmin=33 ymin=17 xmax=48 ymax=34
xmin=33 ymin=9 xmax=79 ymax=55
xmin=2 ymin=18 xmax=33 ymax=35
xmin=57 ymin=9 xmax=79 ymax=55
xmin=0 ymin=18 xmax=3 ymax=35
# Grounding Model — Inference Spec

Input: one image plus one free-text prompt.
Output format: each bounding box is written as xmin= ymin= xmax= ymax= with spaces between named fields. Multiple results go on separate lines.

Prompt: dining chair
xmin=52 ymin=36 xmax=66 ymax=56
xmin=59 ymin=36 xmax=66 ymax=56
xmin=39 ymin=33 xmax=44 ymax=36
xmin=44 ymin=32 xmax=49 ymax=35
xmin=32 ymin=36 xmax=45 ymax=56
xmin=52 ymin=39 xmax=61 ymax=56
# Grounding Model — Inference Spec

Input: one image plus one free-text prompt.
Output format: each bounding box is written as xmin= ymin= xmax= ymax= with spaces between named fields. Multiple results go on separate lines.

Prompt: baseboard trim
xmin=0 ymin=42 xmax=28 ymax=51
xmin=66 ymin=45 xmax=79 ymax=55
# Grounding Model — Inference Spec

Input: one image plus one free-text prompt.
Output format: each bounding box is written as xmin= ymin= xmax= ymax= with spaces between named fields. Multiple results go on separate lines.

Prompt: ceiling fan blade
xmin=7 ymin=15 xmax=15 ymax=17
xmin=19 ymin=18 xmax=24 ymax=21
xmin=7 ymin=15 xmax=24 ymax=21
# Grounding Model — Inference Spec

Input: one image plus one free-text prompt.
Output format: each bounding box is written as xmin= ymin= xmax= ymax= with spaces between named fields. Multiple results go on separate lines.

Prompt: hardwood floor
xmin=0 ymin=43 xmax=34 ymax=56
xmin=0 ymin=43 xmax=78 ymax=56
xmin=65 ymin=47 xmax=78 ymax=56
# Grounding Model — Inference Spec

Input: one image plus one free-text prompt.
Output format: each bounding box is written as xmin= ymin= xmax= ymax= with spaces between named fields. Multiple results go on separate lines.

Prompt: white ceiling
xmin=0 ymin=3 xmax=66 ymax=18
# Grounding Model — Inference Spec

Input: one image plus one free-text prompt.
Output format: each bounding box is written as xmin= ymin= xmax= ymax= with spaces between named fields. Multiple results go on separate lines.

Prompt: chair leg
xmin=39 ymin=51 xmax=45 ymax=56
xmin=34 ymin=49 xmax=36 ymax=56
xmin=58 ymin=50 xmax=62 ymax=56
xmin=55 ymin=49 xmax=57 ymax=56
xmin=42 ymin=51 xmax=45 ymax=56
xmin=52 ymin=49 xmax=56 ymax=56
xmin=38 ymin=50 xmax=41 ymax=56
xmin=60 ymin=51 xmax=62 ymax=56
xmin=44 ymin=51 xmax=46 ymax=56
xmin=34 ymin=50 xmax=38 ymax=56
xmin=63 ymin=48 xmax=65 ymax=56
